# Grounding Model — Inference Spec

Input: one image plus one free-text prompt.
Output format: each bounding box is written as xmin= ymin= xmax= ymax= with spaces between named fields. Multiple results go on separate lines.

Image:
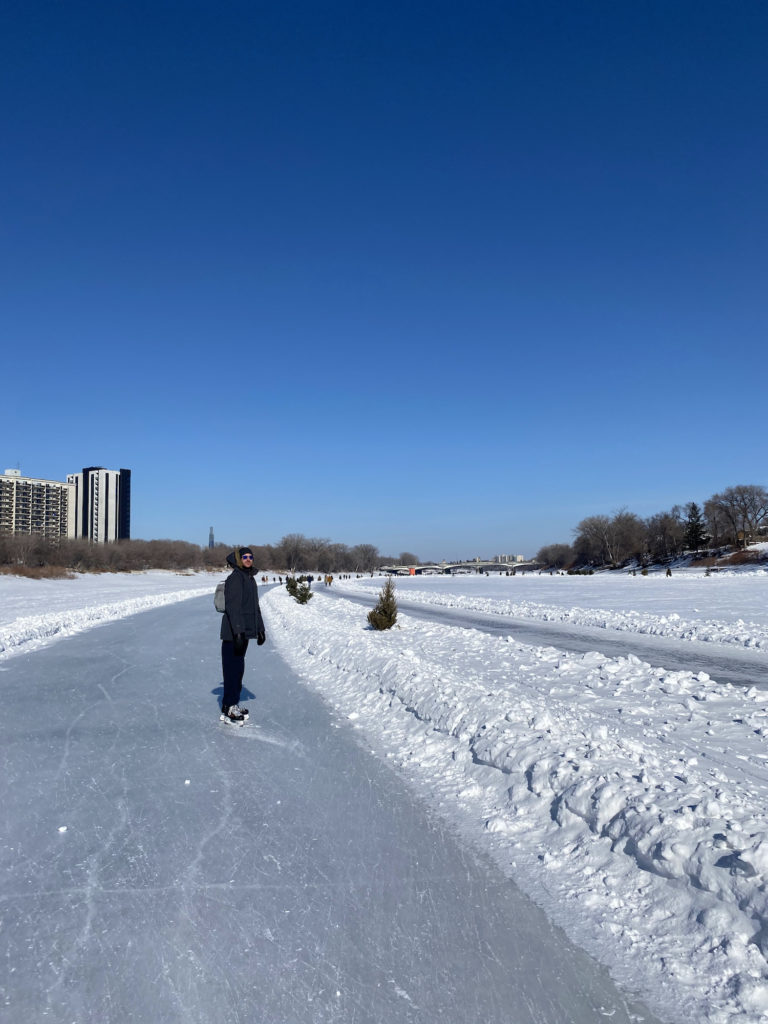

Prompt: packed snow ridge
xmin=0 ymin=571 xmax=216 ymax=660
xmin=337 ymin=572 xmax=768 ymax=650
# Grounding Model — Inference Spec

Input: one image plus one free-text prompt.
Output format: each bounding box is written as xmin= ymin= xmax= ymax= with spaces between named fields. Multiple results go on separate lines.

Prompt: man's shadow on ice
xmin=211 ymin=684 xmax=256 ymax=709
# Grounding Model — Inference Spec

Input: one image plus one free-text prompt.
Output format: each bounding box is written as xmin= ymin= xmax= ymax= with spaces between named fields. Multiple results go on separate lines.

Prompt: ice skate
xmin=220 ymin=704 xmax=245 ymax=725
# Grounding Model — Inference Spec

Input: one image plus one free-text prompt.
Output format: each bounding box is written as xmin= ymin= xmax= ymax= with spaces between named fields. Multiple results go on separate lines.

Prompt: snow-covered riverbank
xmin=0 ymin=570 xmax=217 ymax=660
xmin=334 ymin=570 xmax=768 ymax=651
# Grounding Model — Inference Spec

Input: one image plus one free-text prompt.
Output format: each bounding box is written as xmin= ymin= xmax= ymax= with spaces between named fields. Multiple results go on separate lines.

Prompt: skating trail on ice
xmin=0 ymin=595 xmax=658 ymax=1023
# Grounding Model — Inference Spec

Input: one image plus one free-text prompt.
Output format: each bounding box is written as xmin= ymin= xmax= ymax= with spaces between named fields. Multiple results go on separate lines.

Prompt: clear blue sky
xmin=3 ymin=1 xmax=766 ymax=560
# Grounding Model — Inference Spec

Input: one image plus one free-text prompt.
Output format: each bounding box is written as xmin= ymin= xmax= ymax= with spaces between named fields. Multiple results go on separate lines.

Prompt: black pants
xmin=221 ymin=639 xmax=249 ymax=707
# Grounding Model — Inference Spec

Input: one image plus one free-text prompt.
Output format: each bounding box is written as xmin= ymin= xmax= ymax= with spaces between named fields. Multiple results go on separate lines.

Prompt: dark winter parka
xmin=220 ymin=549 xmax=266 ymax=642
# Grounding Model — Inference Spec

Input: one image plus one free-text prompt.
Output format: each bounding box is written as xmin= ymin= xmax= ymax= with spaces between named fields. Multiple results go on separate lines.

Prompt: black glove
xmin=233 ymin=633 xmax=247 ymax=656
xmin=257 ymin=629 xmax=266 ymax=646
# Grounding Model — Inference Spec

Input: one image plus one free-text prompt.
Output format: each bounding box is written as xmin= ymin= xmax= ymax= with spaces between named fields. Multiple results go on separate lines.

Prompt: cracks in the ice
xmin=41 ymin=776 xmax=131 ymax=1013
xmin=54 ymin=656 xmax=136 ymax=783
xmin=53 ymin=707 xmax=88 ymax=784
xmin=0 ymin=875 xmax=404 ymax=902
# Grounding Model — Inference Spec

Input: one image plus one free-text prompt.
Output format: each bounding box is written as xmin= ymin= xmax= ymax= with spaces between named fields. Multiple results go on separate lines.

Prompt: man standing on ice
xmin=220 ymin=547 xmax=266 ymax=724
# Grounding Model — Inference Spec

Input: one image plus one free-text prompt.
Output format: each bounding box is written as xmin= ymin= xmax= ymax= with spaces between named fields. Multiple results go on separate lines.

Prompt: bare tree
xmin=573 ymin=510 xmax=644 ymax=567
xmin=304 ymin=537 xmax=332 ymax=571
xmin=535 ymin=543 xmax=574 ymax=569
xmin=644 ymin=507 xmax=684 ymax=561
xmin=350 ymin=543 xmax=380 ymax=572
xmin=703 ymin=498 xmax=731 ymax=548
xmin=328 ymin=543 xmax=354 ymax=572
xmin=611 ymin=509 xmax=645 ymax=564
xmin=706 ymin=485 xmax=768 ymax=547
xmin=276 ymin=533 xmax=309 ymax=571
xmin=398 ymin=551 xmax=420 ymax=566
xmin=203 ymin=543 xmax=234 ymax=569
xmin=573 ymin=515 xmax=613 ymax=565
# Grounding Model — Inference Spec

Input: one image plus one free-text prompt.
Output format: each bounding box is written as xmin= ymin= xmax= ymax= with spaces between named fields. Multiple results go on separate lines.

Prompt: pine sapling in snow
xmin=684 ymin=502 xmax=708 ymax=553
xmin=368 ymin=576 xmax=398 ymax=630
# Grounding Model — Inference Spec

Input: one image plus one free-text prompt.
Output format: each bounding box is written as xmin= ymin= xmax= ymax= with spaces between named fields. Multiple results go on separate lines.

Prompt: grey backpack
xmin=214 ymin=581 xmax=226 ymax=613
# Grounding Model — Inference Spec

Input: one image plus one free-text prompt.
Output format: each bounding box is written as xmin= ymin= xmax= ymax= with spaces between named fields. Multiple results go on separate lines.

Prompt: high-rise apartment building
xmin=66 ymin=467 xmax=131 ymax=543
xmin=0 ymin=466 xmax=131 ymax=543
xmin=0 ymin=469 xmax=75 ymax=539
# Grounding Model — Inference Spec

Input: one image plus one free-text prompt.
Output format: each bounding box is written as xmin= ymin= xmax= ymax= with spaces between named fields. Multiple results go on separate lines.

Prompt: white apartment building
xmin=0 ymin=469 xmax=75 ymax=539
xmin=1 ymin=466 xmax=131 ymax=543
xmin=67 ymin=467 xmax=131 ymax=543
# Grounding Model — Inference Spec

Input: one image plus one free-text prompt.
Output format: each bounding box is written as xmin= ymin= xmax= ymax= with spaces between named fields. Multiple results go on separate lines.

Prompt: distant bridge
xmin=380 ymin=562 xmax=534 ymax=575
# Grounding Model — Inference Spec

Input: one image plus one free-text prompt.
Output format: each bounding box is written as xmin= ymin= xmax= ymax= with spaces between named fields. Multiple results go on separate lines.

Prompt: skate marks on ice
xmin=216 ymin=718 xmax=307 ymax=754
xmin=211 ymin=680 xmax=309 ymax=753
xmin=0 ymin=597 xmax=664 ymax=1024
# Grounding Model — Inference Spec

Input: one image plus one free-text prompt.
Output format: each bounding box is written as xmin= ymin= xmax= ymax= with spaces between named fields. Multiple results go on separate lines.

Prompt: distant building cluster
xmin=0 ymin=466 xmax=131 ymax=543
xmin=494 ymin=553 xmax=525 ymax=564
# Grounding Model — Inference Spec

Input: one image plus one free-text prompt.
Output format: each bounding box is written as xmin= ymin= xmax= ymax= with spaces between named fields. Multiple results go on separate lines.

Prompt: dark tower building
xmin=118 ymin=469 xmax=131 ymax=540
xmin=209 ymin=526 xmax=215 ymax=549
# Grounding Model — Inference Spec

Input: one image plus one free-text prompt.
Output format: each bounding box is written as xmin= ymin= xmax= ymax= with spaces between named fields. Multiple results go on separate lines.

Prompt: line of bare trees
xmin=0 ymin=532 xmax=398 ymax=575
xmin=536 ymin=484 xmax=768 ymax=570
xmin=247 ymin=534 xmax=383 ymax=574
xmin=243 ymin=536 xmax=422 ymax=573
xmin=0 ymin=535 xmax=231 ymax=573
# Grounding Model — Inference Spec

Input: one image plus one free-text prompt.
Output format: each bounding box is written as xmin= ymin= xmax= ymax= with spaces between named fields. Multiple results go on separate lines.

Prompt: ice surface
xmin=5 ymin=567 xmax=768 ymax=1021
xmin=0 ymin=596 xmax=658 ymax=1023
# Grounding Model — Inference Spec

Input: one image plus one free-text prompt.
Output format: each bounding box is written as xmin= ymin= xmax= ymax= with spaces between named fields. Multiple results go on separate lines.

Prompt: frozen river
xmin=0 ymin=595 xmax=660 ymax=1023
xmin=323 ymin=587 xmax=768 ymax=690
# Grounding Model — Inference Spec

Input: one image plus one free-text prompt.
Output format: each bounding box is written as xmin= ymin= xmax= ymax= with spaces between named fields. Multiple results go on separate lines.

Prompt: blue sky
xmin=2 ymin=1 xmax=766 ymax=560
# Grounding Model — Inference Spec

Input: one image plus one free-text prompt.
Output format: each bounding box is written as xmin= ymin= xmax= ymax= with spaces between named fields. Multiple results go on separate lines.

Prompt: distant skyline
xmin=3 ymin=1 xmax=766 ymax=561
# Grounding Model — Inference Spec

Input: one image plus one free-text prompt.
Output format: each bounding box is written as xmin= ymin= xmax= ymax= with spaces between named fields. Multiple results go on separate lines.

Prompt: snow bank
xmin=263 ymin=584 xmax=768 ymax=1024
xmin=0 ymin=571 xmax=217 ymax=660
xmin=338 ymin=573 xmax=768 ymax=652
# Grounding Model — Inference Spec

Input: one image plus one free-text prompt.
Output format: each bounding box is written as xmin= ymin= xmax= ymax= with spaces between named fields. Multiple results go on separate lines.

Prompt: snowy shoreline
xmin=0 ymin=570 xmax=218 ymax=661
xmin=334 ymin=571 xmax=768 ymax=653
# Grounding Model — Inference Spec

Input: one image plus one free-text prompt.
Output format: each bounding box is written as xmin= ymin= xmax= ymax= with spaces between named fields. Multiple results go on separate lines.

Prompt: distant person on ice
xmin=220 ymin=547 xmax=266 ymax=724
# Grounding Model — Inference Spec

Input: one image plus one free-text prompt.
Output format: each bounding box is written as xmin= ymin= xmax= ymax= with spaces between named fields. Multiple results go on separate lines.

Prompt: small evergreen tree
xmin=285 ymin=575 xmax=312 ymax=603
xmin=684 ymin=502 xmax=707 ymax=553
xmin=367 ymin=576 xmax=398 ymax=630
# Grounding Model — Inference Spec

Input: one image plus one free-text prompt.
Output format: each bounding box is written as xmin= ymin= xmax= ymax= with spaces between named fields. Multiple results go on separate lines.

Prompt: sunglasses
xmin=241 ymin=554 xmax=253 ymax=560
